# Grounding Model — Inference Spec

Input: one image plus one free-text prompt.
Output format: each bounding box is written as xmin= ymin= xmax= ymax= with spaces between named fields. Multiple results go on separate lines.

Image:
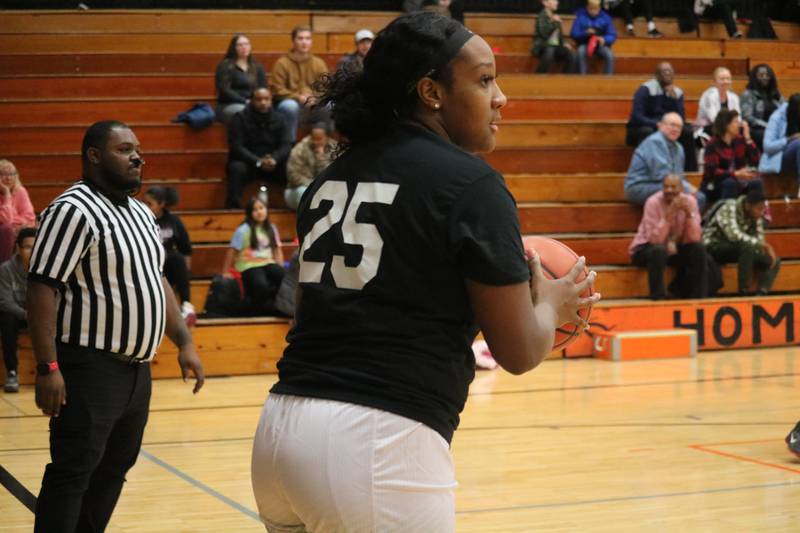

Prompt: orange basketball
xmin=522 ymin=236 xmax=593 ymax=350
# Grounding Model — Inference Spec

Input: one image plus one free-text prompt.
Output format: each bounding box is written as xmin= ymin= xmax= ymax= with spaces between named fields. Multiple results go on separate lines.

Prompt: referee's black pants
xmin=35 ymin=344 xmax=151 ymax=533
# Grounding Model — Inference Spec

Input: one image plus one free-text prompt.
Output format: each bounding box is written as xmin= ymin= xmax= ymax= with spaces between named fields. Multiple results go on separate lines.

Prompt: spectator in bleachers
xmin=570 ymin=0 xmax=616 ymax=75
xmin=221 ymin=196 xmax=285 ymax=315
xmin=701 ymin=109 xmax=762 ymax=207
xmin=759 ymin=93 xmax=800 ymax=192
xmin=284 ymin=122 xmax=338 ymax=210
xmin=338 ymin=29 xmax=374 ymax=71
xmin=695 ymin=66 xmax=741 ymax=140
xmin=626 ymin=62 xmax=698 ymax=171
xmin=0 ymin=227 xmax=35 ymax=393
xmin=226 ymin=87 xmax=293 ymax=209
xmin=0 ymin=160 xmax=35 ymax=264
xmin=270 ymin=26 xmax=329 ymax=141
xmin=695 ymin=0 xmax=743 ymax=38
xmin=215 ymin=34 xmax=267 ymax=125
xmin=606 ymin=0 xmax=663 ymax=38
xmin=704 ymin=188 xmax=780 ymax=295
xmin=143 ymin=186 xmax=196 ymax=327
xmin=741 ymin=64 xmax=783 ymax=150
xmin=630 ymin=174 xmax=707 ymax=300
xmin=532 ymin=0 xmax=576 ymax=74
xmin=404 ymin=0 xmax=464 ymax=22
xmin=421 ymin=0 xmax=453 ymax=17
xmin=625 ymin=112 xmax=705 ymax=208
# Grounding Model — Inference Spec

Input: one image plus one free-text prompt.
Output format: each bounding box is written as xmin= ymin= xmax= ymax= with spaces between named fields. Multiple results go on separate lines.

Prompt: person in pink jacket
xmin=0 ymin=160 xmax=36 ymax=263
xmin=629 ymin=173 xmax=708 ymax=300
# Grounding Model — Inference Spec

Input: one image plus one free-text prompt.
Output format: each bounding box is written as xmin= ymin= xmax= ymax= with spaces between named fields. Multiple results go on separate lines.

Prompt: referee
xmin=28 ymin=120 xmax=205 ymax=532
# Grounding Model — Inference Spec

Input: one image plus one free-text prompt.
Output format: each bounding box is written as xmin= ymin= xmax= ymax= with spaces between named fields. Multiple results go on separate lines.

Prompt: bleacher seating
xmin=2 ymin=8 xmax=800 ymax=377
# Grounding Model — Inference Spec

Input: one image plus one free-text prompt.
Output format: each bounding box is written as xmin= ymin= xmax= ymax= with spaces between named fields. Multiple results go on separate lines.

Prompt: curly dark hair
xmin=746 ymin=63 xmax=781 ymax=101
xmin=312 ymin=12 xmax=465 ymax=153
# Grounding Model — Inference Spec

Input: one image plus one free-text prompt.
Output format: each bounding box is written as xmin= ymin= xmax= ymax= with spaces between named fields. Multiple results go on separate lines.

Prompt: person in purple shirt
xmin=570 ymin=0 xmax=616 ymax=75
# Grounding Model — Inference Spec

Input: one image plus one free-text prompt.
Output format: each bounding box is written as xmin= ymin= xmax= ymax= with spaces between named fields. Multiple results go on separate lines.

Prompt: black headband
xmin=407 ymin=24 xmax=474 ymax=94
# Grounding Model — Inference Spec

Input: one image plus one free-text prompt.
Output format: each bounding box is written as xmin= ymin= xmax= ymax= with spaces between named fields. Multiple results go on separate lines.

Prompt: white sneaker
xmin=181 ymin=301 xmax=197 ymax=328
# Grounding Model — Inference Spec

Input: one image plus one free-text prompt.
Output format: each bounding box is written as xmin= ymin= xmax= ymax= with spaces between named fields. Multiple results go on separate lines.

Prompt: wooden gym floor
xmin=2 ymin=346 xmax=799 ymax=532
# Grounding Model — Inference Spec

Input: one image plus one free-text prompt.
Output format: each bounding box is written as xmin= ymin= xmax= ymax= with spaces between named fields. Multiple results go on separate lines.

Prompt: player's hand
xmin=36 ymin=371 xmax=66 ymax=417
xmin=177 ymin=343 xmax=205 ymax=394
xmin=528 ymin=251 xmax=600 ymax=329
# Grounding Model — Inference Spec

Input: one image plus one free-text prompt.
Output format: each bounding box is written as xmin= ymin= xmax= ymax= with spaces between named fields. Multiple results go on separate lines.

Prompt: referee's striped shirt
xmin=29 ymin=181 xmax=166 ymax=362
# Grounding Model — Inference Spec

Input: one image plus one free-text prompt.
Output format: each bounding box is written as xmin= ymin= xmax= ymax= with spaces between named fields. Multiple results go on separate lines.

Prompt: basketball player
xmin=251 ymin=13 xmax=599 ymax=532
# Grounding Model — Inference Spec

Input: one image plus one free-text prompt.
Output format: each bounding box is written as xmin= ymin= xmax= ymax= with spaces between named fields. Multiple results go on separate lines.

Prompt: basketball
xmin=522 ymin=236 xmax=593 ymax=350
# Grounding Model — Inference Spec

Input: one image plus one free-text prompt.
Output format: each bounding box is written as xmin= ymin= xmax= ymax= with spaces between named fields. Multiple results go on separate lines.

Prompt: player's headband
xmin=407 ymin=24 xmax=474 ymax=94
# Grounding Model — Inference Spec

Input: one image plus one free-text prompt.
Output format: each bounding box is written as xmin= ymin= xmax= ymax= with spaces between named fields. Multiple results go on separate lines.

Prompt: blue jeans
xmin=781 ymin=138 xmax=800 ymax=183
xmin=277 ymin=98 xmax=301 ymax=141
xmin=577 ymin=44 xmax=614 ymax=75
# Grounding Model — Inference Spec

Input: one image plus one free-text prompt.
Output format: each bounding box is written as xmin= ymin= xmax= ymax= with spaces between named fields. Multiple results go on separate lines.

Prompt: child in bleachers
xmin=285 ymin=122 xmax=338 ymax=210
xmin=532 ymin=0 xmax=576 ymax=74
xmin=571 ymin=0 xmax=616 ymax=75
xmin=143 ymin=186 xmax=196 ymax=326
xmin=221 ymin=196 xmax=285 ymax=315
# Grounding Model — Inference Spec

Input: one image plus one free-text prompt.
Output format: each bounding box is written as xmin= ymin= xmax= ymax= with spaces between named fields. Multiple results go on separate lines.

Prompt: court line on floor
xmin=2 ymin=371 xmax=797 ymax=420
xmin=0 ymin=464 xmax=36 ymax=513
xmin=456 ymin=481 xmax=799 ymax=515
xmin=139 ymin=449 xmax=261 ymax=523
xmin=690 ymin=441 xmax=800 ymax=475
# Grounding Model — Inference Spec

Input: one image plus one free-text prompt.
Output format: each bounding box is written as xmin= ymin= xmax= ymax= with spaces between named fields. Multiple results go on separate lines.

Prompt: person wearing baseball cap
xmin=337 ymin=28 xmax=374 ymax=70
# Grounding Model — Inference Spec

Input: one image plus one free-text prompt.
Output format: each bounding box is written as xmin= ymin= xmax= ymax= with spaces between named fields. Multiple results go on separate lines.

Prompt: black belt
xmin=107 ymin=352 xmax=149 ymax=365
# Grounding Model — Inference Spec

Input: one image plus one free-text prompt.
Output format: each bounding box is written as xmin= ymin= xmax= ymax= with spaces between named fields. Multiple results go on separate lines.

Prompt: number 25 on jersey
xmin=298 ymin=181 xmax=399 ymax=291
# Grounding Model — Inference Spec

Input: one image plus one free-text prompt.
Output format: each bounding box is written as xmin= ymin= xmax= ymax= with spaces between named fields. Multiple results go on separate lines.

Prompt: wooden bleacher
xmin=2 ymin=9 xmax=800 ymax=379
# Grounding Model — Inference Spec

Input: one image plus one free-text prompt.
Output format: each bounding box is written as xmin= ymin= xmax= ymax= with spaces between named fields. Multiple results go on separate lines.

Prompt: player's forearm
xmin=162 ymin=278 xmax=192 ymax=349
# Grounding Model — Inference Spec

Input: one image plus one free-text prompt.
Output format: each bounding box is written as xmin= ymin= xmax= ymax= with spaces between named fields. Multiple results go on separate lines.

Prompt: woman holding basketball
xmin=251 ymin=12 xmax=598 ymax=532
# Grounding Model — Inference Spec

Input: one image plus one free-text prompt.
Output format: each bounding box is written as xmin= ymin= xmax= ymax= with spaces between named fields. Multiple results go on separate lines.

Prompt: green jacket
xmin=532 ymin=10 xmax=564 ymax=56
xmin=703 ymin=196 xmax=765 ymax=248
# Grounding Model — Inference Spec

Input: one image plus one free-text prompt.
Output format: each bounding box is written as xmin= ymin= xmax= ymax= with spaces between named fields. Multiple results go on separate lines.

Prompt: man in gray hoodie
xmin=1 ymin=227 xmax=35 ymax=393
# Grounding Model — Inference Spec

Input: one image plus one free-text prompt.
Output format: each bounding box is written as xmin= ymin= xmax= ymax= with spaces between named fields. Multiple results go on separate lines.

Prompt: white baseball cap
xmin=355 ymin=29 xmax=375 ymax=43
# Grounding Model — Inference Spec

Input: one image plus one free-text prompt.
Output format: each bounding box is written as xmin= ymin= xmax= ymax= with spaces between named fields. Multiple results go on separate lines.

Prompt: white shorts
xmin=251 ymin=394 xmax=457 ymax=533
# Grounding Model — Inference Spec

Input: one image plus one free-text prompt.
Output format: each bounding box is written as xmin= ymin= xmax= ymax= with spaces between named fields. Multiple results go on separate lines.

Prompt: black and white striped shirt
xmin=29 ymin=182 xmax=166 ymax=362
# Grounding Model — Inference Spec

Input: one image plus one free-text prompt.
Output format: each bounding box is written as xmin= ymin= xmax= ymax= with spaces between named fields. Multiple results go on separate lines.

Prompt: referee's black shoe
xmin=786 ymin=421 xmax=800 ymax=458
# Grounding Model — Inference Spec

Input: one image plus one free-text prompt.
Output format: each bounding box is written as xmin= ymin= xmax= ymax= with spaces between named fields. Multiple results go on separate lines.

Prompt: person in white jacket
xmin=696 ymin=67 xmax=741 ymax=137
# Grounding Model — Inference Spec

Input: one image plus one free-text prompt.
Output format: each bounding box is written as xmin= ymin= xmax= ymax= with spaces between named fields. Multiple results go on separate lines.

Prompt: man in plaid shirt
xmin=703 ymin=188 xmax=780 ymax=295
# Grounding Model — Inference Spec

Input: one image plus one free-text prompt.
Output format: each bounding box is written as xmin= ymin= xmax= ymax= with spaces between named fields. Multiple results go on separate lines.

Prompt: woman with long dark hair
xmin=759 ymin=93 xmax=800 ymax=194
xmin=215 ymin=34 xmax=267 ymax=124
xmin=250 ymin=12 xmax=597 ymax=532
xmin=221 ymin=196 xmax=285 ymax=314
xmin=741 ymin=63 xmax=783 ymax=149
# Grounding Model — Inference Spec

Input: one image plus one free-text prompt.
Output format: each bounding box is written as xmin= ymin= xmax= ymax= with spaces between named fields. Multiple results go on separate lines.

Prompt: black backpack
xmin=202 ymin=274 xmax=246 ymax=318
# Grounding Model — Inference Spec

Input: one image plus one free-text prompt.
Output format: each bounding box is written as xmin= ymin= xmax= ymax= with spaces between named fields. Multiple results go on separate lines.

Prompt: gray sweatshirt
xmin=0 ymin=255 xmax=27 ymax=321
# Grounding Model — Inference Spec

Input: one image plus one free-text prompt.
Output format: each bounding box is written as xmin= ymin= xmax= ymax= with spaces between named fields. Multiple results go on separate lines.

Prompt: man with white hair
xmin=625 ymin=112 xmax=705 ymax=208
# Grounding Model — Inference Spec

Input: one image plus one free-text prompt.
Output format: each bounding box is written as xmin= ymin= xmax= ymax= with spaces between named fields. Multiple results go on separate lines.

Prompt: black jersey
xmin=271 ymin=123 xmax=530 ymax=443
